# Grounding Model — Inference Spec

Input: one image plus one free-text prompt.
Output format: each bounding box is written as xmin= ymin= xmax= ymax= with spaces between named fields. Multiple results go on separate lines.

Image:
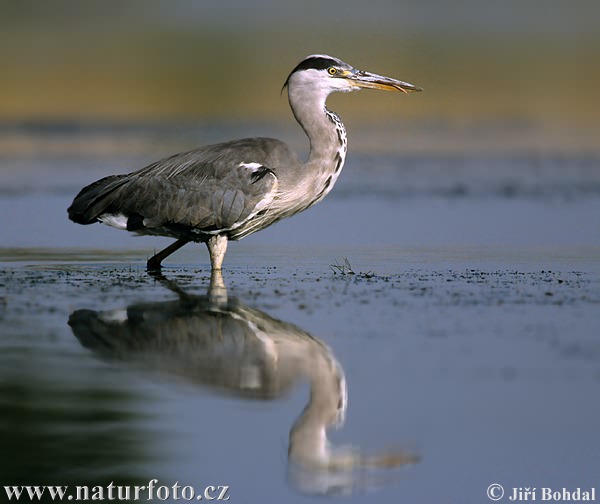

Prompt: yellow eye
xmin=328 ymin=67 xmax=337 ymax=75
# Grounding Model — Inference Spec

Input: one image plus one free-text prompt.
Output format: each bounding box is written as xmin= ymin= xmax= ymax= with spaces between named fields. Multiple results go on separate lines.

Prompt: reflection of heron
xmin=68 ymin=55 xmax=420 ymax=271
xmin=68 ymin=273 xmax=417 ymax=495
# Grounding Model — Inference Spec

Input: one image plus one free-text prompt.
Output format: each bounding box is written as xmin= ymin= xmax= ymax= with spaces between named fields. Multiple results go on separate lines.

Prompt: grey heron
xmin=68 ymin=54 xmax=421 ymax=271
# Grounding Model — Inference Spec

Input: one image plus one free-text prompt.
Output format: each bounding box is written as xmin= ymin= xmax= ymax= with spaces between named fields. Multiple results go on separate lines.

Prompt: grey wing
xmin=68 ymin=138 xmax=294 ymax=240
xmin=125 ymin=157 xmax=278 ymax=235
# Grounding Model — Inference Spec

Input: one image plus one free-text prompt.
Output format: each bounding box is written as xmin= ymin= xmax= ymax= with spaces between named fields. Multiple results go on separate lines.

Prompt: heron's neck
xmin=288 ymin=346 xmax=347 ymax=468
xmin=288 ymin=88 xmax=347 ymax=184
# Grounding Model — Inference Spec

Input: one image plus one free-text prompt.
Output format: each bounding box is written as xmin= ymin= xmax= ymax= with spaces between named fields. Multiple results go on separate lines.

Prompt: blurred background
xmin=2 ymin=3 xmax=600 ymax=499
xmin=1 ymin=0 xmax=599 ymax=155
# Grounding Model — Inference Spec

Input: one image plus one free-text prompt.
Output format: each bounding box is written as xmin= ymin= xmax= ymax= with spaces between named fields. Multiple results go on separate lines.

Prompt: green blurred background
xmin=1 ymin=0 xmax=599 ymax=152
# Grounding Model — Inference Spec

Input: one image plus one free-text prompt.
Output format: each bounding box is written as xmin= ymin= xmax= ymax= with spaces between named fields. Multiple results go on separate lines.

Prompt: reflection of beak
xmin=345 ymin=69 xmax=422 ymax=94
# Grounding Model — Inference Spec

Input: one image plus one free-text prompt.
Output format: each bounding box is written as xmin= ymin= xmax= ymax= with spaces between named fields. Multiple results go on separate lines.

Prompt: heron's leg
xmin=207 ymin=234 xmax=228 ymax=271
xmin=147 ymin=239 xmax=189 ymax=270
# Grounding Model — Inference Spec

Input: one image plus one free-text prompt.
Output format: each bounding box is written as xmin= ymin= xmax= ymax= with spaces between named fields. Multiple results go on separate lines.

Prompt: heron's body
xmin=68 ymin=54 xmax=420 ymax=270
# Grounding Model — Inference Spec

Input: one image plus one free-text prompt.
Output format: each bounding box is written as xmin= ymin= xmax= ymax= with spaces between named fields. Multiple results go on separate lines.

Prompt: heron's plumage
xmin=68 ymin=54 xmax=420 ymax=270
xmin=68 ymin=137 xmax=296 ymax=240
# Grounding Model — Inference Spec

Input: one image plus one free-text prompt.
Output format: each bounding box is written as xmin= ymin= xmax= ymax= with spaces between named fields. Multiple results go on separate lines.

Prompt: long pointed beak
xmin=346 ymin=69 xmax=422 ymax=94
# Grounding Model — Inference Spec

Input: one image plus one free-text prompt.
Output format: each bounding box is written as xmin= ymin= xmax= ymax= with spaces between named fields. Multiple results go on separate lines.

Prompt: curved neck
xmin=288 ymin=86 xmax=347 ymax=165
xmin=285 ymin=85 xmax=348 ymax=208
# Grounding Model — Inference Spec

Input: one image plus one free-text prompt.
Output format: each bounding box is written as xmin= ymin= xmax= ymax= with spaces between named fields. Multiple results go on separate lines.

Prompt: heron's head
xmin=282 ymin=54 xmax=422 ymax=97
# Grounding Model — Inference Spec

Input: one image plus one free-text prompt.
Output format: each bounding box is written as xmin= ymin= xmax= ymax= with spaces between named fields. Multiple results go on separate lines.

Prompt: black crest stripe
xmin=282 ymin=56 xmax=339 ymax=90
xmin=291 ymin=56 xmax=338 ymax=73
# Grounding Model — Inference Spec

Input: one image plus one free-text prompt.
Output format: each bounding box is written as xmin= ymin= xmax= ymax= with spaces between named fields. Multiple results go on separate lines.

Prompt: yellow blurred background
xmin=1 ymin=0 xmax=599 ymax=152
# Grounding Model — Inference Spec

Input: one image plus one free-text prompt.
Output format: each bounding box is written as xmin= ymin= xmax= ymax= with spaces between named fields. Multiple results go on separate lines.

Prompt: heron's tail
xmin=67 ymin=174 xmax=129 ymax=224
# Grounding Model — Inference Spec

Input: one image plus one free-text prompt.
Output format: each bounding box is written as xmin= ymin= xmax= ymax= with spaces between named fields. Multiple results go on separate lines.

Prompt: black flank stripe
xmin=126 ymin=213 xmax=145 ymax=231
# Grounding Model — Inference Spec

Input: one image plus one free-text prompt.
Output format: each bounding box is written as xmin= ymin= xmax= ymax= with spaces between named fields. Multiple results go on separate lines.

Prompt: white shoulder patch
xmin=238 ymin=162 xmax=264 ymax=172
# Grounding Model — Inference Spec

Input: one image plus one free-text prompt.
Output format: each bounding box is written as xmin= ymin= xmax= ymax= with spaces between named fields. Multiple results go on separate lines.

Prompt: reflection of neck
xmin=288 ymin=342 xmax=347 ymax=468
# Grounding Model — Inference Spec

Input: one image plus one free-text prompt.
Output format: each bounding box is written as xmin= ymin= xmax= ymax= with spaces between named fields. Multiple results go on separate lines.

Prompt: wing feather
xmin=69 ymin=137 xmax=296 ymax=239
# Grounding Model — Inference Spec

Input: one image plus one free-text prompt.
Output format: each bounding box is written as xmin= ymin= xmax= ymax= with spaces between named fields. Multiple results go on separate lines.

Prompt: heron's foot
xmin=146 ymin=239 xmax=189 ymax=271
xmin=146 ymin=256 xmax=163 ymax=271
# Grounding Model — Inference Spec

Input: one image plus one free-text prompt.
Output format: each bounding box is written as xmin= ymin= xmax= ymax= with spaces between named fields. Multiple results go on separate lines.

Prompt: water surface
xmin=1 ymin=122 xmax=599 ymax=502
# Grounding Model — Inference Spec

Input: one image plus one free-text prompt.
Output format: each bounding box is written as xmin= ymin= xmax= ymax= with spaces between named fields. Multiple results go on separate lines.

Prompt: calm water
xmin=1 ymin=122 xmax=599 ymax=502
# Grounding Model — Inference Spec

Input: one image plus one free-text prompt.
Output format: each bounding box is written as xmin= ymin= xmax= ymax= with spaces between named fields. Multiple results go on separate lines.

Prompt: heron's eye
xmin=328 ymin=67 xmax=338 ymax=75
